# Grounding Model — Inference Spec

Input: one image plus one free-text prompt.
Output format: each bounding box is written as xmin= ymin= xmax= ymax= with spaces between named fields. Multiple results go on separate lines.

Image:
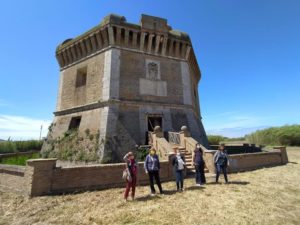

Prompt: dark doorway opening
xmin=68 ymin=116 xmax=81 ymax=130
xmin=145 ymin=115 xmax=163 ymax=145
xmin=147 ymin=116 xmax=162 ymax=131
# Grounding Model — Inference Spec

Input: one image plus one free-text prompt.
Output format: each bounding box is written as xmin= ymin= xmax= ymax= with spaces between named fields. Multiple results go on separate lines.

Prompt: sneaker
xmin=181 ymin=188 xmax=185 ymax=191
xmin=150 ymin=193 xmax=156 ymax=196
xmin=196 ymin=183 xmax=201 ymax=187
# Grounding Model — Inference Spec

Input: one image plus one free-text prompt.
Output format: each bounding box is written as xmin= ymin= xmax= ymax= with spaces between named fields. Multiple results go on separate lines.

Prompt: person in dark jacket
xmin=144 ymin=148 xmax=163 ymax=195
xmin=214 ymin=143 xmax=229 ymax=183
xmin=171 ymin=147 xmax=186 ymax=191
xmin=123 ymin=152 xmax=138 ymax=201
xmin=193 ymin=143 xmax=206 ymax=186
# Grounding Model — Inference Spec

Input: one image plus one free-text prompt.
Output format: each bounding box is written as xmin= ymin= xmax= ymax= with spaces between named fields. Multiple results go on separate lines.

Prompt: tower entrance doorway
xmin=147 ymin=115 xmax=162 ymax=132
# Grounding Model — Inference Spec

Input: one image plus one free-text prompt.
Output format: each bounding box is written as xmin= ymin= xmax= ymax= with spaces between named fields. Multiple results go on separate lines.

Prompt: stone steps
xmin=173 ymin=146 xmax=210 ymax=174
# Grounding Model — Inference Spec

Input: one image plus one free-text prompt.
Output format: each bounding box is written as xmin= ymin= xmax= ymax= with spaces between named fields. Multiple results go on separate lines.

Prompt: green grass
xmin=0 ymin=153 xmax=40 ymax=166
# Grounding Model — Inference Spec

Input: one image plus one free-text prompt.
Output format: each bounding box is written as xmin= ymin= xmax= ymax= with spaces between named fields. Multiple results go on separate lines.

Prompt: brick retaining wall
xmin=0 ymin=147 xmax=288 ymax=197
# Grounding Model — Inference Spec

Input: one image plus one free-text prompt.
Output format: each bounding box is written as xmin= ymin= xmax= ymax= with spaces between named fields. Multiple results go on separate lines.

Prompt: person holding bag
xmin=214 ymin=143 xmax=229 ymax=183
xmin=123 ymin=151 xmax=138 ymax=201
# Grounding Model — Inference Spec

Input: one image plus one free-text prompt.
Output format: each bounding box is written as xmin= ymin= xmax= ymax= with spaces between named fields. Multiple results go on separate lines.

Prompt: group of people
xmin=122 ymin=143 xmax=229 ymax=201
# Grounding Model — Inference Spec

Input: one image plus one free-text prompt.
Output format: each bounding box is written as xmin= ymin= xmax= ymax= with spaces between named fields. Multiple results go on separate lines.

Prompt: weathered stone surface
xmin=43 ymin=14 xmax=209 ymax=163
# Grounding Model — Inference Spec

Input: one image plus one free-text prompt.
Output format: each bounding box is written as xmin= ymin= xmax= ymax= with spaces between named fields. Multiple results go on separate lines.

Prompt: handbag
xmin=122 ymin=168 xmax=132 ymax=182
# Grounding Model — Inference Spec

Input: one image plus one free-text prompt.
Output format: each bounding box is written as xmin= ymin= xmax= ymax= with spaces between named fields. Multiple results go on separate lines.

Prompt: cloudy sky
xmin=0 ymin=0 xmax=299 ymax=140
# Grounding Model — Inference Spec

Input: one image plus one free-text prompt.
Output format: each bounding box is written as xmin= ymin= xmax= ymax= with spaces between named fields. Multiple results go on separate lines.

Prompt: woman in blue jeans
xmin=144 ymin=149 xmax=163 ymax=195
xmin=214 ymin=143 xmax=229 ymax=183
xmin=171 ymin=147 xmax=186 ymax=191
xmin=193 ymin=143 xmax=206 ymax=186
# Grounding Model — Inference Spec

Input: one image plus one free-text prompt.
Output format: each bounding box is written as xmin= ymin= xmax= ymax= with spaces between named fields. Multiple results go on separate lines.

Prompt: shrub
xmin=207 ymin=135 xmax=227 ymax=145
xmin=0 ymin=141 xmax=17 ymax=154
xmin=245 ymin=125 xmax=300 ymax=146
xmin=136 ymin=145 xmax=151 ymax=161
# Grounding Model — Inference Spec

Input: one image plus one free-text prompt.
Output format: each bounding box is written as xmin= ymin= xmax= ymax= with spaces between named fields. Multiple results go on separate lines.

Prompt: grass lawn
xmin=1 ymin=147 xmax=299 ymax=225
xmin=0 ymin=153 xmax=40 ymax=166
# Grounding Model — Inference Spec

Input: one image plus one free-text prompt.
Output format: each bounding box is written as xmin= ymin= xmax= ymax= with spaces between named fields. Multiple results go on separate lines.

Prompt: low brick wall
xmin=0 ymin=147 xmax=289 ymax=197
xmin=0 ymin=158 xmax=173 ymax=197
xmin=204 ymin=147 xmax=288 ymax=173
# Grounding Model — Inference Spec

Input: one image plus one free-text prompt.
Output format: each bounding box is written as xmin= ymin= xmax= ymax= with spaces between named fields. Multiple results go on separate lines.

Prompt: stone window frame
xmin=68 ymin=116 xmax=82 ymax=130
xmin=75 ymin=66 xmax=88 ymax=87
xmin=145 ymin=59 xmax=161 ymax=80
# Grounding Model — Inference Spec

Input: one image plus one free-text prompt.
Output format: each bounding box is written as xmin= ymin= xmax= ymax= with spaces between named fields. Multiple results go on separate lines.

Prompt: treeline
xmin=207 ymin=135 xmax=245 ymax=145
xmin=245 ymin=125 xmax=300 ymax=146
xmin=207 ymin=125 xmax=300 ymax=146
xmin=0 ymin=140 xmax=43 ymax=154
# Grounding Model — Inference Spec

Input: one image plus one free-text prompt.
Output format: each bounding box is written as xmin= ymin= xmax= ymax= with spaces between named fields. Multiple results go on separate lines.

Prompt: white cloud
xmin=0 ymin=114 xmax=51 ymax=140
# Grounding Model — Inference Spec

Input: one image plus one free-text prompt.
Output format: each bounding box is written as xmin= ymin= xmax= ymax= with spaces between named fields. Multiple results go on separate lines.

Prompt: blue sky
xmin=0 ymin=0 xmax=299 ymax=139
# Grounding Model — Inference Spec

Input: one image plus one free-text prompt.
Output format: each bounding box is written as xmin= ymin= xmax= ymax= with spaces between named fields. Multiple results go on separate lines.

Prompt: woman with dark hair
xmin=193 ymin=143 xmax=206 ymax=186
xmin=214 ymin=143 xmax=229 ymax=183
xmin=123 ymin=151 xmax=138 ymax=201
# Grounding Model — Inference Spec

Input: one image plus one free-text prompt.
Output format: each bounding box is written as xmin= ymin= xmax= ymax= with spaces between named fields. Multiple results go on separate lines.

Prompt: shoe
xmin=196 ymin=183 xmax=201 ymax=187
xmin=150 ymin=193 xmax=155 ymax=196
xmin=181 ymin=188 xmax=185 ymax=191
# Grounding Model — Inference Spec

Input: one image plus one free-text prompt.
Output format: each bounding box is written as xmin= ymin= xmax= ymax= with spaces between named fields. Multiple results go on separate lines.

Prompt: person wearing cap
xmin=123 ymin=151 xmax=138 ymax=201
xmin=213 ymin=143 xmax=229 ymax=183
xmin=144 ymin=148 xmax=163 ymax=195
xmin=193 ymin=143 xmax=206 ymax=186
xmin=171 ymin=147 xmax=186 ymax=191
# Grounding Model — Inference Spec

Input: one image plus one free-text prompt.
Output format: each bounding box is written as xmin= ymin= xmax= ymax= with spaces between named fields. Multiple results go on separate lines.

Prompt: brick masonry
xmin=43 ymin=14 xmax=209 ymax=163
xmin=0 ymin=146 xmax=288 ymax=197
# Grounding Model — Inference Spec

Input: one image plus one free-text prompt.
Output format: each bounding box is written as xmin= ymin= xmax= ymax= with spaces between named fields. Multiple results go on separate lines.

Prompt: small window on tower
xmin=68 ymin=116 xmax=81 ymax=130
xmin=76 ymin=67 xmax=87 ymax=87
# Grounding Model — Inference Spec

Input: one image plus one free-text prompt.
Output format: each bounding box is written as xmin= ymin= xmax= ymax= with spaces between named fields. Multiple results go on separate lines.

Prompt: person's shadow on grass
xmin=205 ymin=181 xmax=250 ymax=185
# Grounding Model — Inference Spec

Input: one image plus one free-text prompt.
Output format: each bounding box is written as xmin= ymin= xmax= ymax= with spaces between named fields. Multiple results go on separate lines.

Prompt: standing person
xmin=193 ymin=143 xmax=206 ymax=186
xmin=123 ymin=152 xmax=138 ymax=201
xmin=214 ymin=143 xmax=229 ymax=183
xmin=172 ymin=147 xmax=186 ymax=191
xmin=144 ymin=148 xmax=163 ymax=195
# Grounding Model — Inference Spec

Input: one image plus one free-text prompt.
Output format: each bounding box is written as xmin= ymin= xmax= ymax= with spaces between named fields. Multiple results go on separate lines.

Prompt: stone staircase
xmin=171 ymin=144 xmax=194 ymax=175
xmin=173 ymin=144 xmax=209 ymax=175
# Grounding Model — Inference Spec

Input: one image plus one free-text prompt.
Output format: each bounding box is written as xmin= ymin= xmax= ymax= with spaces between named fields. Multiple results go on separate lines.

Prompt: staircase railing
xmin=149 ymin=126 xmax=173 ymax=160
xmin=168 ymin=132 xmax=180 ymax=145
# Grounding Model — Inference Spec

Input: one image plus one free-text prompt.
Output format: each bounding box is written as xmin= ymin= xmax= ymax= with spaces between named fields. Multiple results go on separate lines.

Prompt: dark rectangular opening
xmin=68 ymin=116 xmax=81 ymax=130
xmin=76 ymin=67 xmax=87 ymax=87
xmin=147 ymin=116 xmax=162 ymax=132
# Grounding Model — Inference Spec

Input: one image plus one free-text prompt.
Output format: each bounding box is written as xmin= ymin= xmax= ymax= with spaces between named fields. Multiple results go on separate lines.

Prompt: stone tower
xmin=45 ymin=14 xmax=209 ymax=162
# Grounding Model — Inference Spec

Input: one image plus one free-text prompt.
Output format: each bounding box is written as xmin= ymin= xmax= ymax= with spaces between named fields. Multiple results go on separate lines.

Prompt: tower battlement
xmin=56 ymin=14 xmax=200 ymax=80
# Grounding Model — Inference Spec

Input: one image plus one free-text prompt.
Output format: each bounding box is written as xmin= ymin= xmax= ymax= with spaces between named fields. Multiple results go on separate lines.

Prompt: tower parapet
xmin=56 ymin=14 xmax=200 ymax=81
